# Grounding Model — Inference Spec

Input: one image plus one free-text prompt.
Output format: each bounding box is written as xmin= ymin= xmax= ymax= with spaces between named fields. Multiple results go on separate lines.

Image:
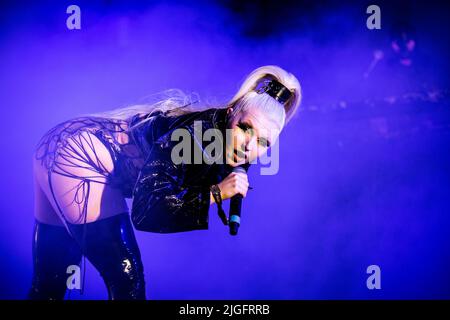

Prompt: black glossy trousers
xmin=28 ymin=213 xmax=146 ymax=300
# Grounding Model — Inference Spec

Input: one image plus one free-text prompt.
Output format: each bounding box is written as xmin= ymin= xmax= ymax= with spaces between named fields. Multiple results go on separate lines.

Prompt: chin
xmin=226 ymin=157 xmax=242 ymax=167
xmin=226 ymin=159 xmax=238 ymax=167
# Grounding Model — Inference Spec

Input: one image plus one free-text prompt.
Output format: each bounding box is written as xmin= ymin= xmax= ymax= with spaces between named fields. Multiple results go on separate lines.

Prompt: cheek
xmin=253 ymin=146 xmax=268 ymax=158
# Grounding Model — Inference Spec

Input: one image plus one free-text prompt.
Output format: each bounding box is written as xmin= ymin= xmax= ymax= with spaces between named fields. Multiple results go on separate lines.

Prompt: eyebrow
xmin=242 ymin=119 xmax=271 ymax=147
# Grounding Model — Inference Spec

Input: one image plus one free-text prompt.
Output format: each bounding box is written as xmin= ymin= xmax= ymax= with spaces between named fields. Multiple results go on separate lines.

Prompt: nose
xmin=242 ymin=135 xmax=257 ymax=153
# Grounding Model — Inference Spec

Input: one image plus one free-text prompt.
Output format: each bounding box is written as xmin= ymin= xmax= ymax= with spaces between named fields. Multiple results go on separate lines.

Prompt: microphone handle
xmin=228 ymin=163 xmax=250 ymax=236
xmin=229 ymin=193 xmax=243 ymax=236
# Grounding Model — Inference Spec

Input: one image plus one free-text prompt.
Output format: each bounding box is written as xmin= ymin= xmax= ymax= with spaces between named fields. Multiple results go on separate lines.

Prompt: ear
xmin=226 ymin=107 xmax=233 ymax=115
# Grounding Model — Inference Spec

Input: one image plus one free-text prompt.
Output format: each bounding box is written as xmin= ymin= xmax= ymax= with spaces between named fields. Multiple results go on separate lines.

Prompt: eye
xmin=258 ymin=138 xmax=270 ymax=147
xmin=237 ymin=122 xmax=251 ymax=132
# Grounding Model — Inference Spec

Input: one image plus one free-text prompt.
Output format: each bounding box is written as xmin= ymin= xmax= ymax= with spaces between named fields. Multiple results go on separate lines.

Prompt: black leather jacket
xmin=129 ymin=107 xmax=232 ymax=233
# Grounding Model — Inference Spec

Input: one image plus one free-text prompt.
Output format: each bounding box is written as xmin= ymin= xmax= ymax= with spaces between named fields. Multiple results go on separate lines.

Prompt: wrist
xmin=210 ymin=184 xmax=222 ymax=206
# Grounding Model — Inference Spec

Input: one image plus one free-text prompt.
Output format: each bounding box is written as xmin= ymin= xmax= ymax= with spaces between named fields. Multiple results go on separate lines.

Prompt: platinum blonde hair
xmin=84 ymin=65 xmax=301 ymax=131
xmin=226 ymin=65 xmax=302 ymax=130
xmin=82 ymin=89 xmax=204 ymax=130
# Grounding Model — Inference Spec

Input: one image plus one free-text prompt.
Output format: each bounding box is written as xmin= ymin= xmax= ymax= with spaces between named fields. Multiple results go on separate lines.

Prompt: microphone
xmin=229 ymin=164 xmax=250 ymax=236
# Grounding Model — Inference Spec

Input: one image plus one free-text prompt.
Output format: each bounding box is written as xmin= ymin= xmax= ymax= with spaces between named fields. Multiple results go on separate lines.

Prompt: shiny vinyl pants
xmin=28 ymin=213 xmax=146 ymax=300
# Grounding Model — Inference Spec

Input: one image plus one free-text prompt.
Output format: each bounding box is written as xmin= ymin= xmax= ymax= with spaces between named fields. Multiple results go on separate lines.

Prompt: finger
xmin=236 ymin=172 xmax=248 ymax=179
xmin=239 ymin=179 xmax=249 ymax=190
xmin=236 ymin=173 xmax=248 ymax=183
xmin=237 ymin=182 xmax=248 ymax=197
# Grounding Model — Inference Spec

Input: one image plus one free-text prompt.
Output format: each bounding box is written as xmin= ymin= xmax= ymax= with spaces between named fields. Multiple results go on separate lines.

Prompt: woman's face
xmin=225 ymin=107 xmax=281 ymax=167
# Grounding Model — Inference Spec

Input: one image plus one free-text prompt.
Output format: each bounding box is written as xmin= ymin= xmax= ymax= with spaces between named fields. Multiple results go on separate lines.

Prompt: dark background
xmin=0 ymin=0 xmax=449 ymax=299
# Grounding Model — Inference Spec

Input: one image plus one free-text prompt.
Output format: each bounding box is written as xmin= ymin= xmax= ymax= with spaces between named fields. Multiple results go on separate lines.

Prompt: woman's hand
xmin=217 ymin=171 xmax=249 ymax=200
